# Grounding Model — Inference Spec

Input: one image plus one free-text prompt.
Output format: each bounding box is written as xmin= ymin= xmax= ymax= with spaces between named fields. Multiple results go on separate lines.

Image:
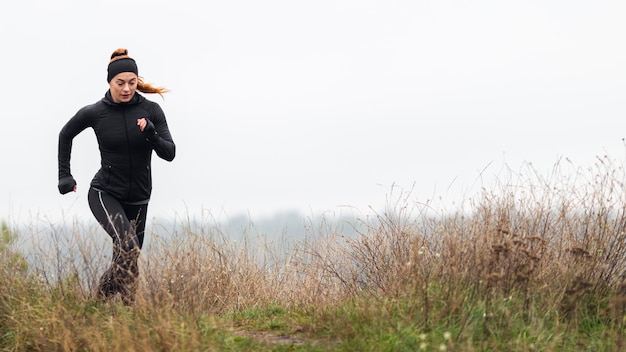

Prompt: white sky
xmin=1 ymin=0 xmax=625 ymax=224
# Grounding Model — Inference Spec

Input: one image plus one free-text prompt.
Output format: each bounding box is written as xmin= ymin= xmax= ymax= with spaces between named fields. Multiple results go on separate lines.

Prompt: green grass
xmin=1 ymin=259 xmax=625 ymax=351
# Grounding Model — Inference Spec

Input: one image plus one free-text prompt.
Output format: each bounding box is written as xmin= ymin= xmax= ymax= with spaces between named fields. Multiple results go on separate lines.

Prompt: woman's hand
xmin=137 ymin=117 xmax=157 ymax=142
xmin=137 ymin=118 xmax=147 ymax=132
xmin=58 ymin=176 xmax=77 ymax=194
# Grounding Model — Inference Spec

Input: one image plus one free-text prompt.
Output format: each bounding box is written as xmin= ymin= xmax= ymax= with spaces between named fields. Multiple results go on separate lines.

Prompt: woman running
xmin=58 ymin=48 xmax=176 ymax=304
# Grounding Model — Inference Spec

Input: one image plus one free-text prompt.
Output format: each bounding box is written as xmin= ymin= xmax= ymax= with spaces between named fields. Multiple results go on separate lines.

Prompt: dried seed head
xmin=569 ymin=247 xmax=590 ymax=257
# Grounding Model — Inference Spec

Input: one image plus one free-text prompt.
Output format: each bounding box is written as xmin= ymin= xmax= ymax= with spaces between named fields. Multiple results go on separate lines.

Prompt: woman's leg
xmin=123 ymin=202 xmax=148 ymax=250
xmin=88 ymin=188 xmax=143 ymax=302
xmin=119 ymin=202 xmax=148 ymax=302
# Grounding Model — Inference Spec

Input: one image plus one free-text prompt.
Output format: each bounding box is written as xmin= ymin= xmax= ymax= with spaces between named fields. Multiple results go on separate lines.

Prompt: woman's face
xmin=109 ymin=72 xmax=138 ymax=103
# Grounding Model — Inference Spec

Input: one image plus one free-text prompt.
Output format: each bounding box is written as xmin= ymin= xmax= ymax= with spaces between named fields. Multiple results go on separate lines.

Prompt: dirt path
xmin=231 ymin=328 xmax=306 ymax=346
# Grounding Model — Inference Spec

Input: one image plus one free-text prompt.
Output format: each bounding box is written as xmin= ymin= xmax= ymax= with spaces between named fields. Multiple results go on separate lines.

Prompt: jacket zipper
xmin=123 ymin=107 xmax=133 ymax=200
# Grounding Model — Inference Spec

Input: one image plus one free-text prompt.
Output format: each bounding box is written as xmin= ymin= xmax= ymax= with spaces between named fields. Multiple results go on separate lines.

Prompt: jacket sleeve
xmin=58 ymin=106 xmax=93 ymax=179
xmin=148 ymin=104 xmax=176 ymax=162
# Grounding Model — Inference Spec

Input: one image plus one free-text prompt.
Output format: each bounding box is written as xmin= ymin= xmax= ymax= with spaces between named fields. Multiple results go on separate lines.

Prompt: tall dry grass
xmin=300 ymin=156 xmax=626 ymax=336
xmin=2 ymin=155 xmax=626 ymax=350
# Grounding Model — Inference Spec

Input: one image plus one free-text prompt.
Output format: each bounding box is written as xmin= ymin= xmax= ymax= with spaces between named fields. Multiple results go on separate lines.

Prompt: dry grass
xmin=2 ymin=155 xmax=626 ymax=350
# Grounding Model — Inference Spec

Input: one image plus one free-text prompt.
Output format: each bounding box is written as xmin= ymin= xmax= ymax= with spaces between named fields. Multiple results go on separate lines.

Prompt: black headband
xmin=107 ymin=57 xmax=138 ymax=82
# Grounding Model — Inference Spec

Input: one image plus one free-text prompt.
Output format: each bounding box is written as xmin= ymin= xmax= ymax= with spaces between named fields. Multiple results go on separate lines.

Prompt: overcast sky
xmin=1 ymin=0 xmax=625 ymax=225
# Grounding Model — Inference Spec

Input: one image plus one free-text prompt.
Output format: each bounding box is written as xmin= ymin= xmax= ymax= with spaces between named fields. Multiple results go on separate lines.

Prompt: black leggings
xmin=88 ymin=187 xmax=148 ymax=302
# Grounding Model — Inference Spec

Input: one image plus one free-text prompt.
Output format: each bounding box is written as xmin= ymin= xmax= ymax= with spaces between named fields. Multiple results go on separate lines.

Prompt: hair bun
xmin=110 ymin=48 xmax=129 ymax=60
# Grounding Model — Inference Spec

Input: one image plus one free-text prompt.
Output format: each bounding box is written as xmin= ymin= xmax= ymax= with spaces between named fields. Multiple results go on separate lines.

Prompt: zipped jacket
xmin=58 ymin=91 xmax=175 ymax=203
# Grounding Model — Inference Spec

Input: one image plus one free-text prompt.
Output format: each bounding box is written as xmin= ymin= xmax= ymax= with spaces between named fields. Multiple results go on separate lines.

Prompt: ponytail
xmin=138 ymin=77 xmax=169 ymax=97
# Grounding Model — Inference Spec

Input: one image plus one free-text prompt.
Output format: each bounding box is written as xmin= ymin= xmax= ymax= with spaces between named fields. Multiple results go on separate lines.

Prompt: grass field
xmin=2 ymin=156 xmax=626 ymax=351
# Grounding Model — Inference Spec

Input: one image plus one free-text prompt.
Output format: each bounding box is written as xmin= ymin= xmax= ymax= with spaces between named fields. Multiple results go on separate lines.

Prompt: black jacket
xmin=58 ymin=91 xmax=175 ymax=203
